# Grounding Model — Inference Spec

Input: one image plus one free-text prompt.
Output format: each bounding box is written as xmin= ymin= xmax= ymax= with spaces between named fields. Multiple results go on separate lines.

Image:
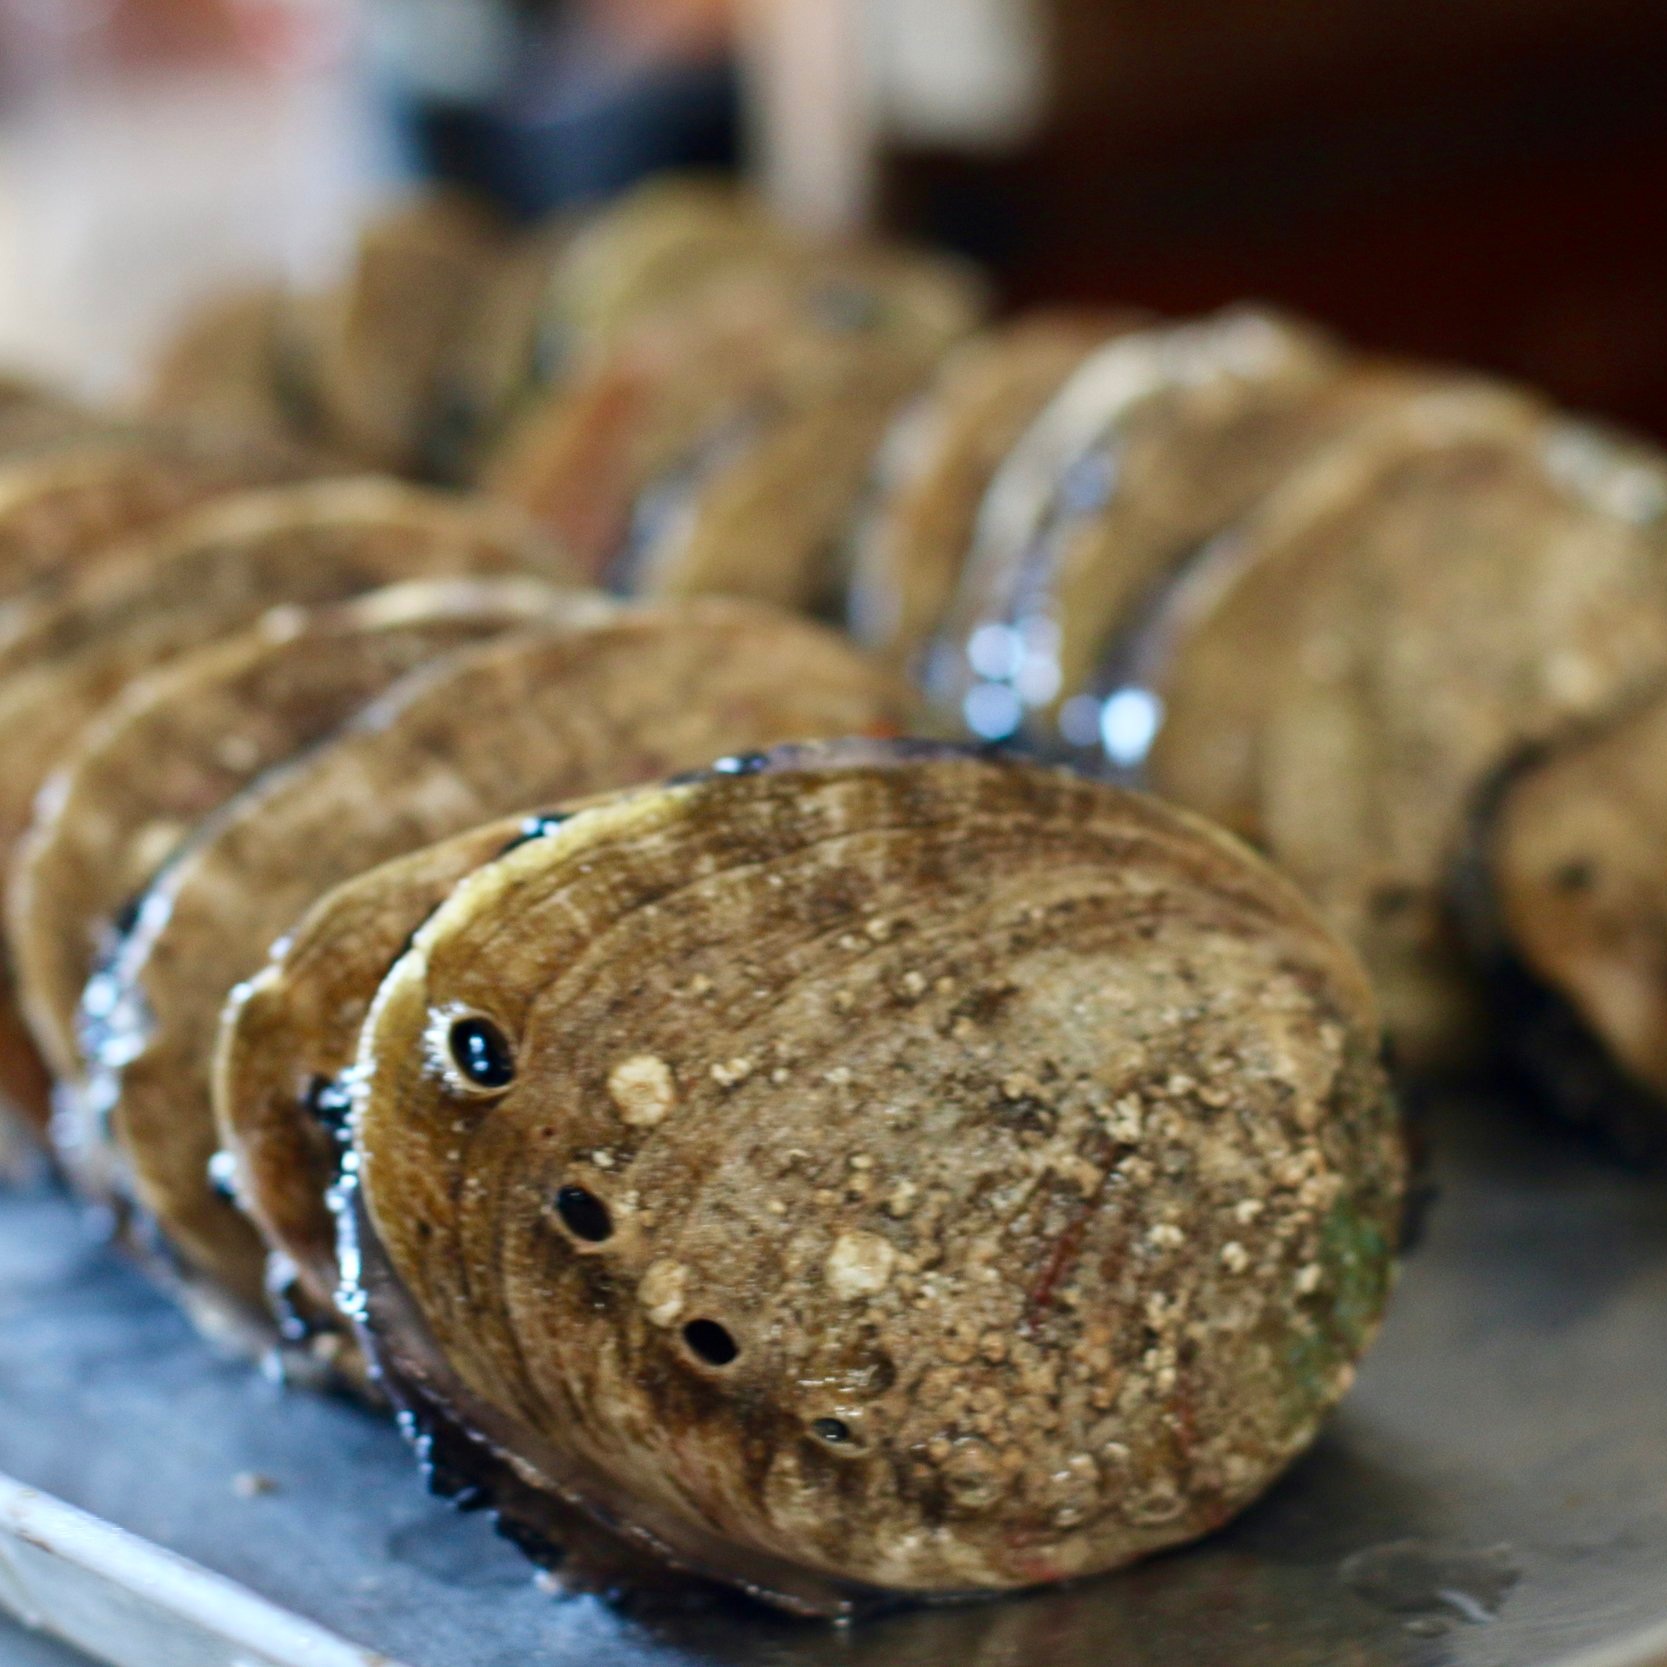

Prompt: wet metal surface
xmin=1 ymin=1095 xmax=1664 ymax=1667
xmin=0 ymin=1618 xmax=96 ymax=1667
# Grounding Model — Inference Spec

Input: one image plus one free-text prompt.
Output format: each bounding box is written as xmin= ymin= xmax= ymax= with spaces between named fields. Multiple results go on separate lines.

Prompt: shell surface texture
xmin=343 ymin=743 xmax=1405 ymax=1617
xmin=73 ymin=604 xmax=915 ymax=1318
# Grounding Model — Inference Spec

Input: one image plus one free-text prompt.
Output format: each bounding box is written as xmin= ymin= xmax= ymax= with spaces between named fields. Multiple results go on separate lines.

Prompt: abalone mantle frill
xmin=342 ymin=743 xmax=1406 ymax=1614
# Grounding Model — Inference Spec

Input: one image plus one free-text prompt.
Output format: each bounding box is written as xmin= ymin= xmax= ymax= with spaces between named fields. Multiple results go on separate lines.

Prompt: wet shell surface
xmin=1456 ymin=688 xmax=1667 ymax=1154
xmin=344 ymin=743 xmax=1404 ymax=1616
xmin=9 ymin=576 xmax=575 ymax=1085
xmin=0 ymin=479 xmax=558 ymax=1132
xmin=482 ymin=284 xmax=802 ymax=580
xmin=1142 ymin=401 xmax=1667 ymax=1064
xmin=926 ymin=307 xmax=1360 ymax=741
xmin=0 ymin=425 xmax=321 ymax=608
xmin=0 ymin=478 xmax=559 ymax=870
xmin=621 ymin=250 xmax=984 ymax=612
xmin=216 ymin=815 xmax=535 ymax=1325
xmin=845 ymin=313 xmax=1138 ymax=676
xmin=627 ymin=356 xmax=933 ymax=615
xmin=485 ymin=250 xmax=981 ymax=599
xmin=74 ymin=603 xmax=914 ymax=1316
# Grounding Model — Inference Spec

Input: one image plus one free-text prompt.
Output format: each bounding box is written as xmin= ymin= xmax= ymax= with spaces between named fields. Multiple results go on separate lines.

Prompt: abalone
xmin=10 ymin=577 xmax=578 ymax=1084
xmin=0 ymin=478 xmax=560 ymax=1131
xmin=74 ymin=603 xmax=914 ymax=1319
xmin=343 ymin=742 xmax=1404 ymax=1615
xmin=1456 ymin=687 xmax=1667 ymax=1155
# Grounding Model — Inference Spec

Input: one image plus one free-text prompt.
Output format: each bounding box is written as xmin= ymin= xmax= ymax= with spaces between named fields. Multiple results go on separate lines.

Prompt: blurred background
xmin=2 ymin=0 xmax=1666 ymax=427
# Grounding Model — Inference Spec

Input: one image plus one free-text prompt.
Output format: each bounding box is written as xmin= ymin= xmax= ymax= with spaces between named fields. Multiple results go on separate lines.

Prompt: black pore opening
xmin=682 ymin=1318 xmax=739 ymax=1367
xmin=811 ymin=1417 xmax=853 ymax=1446
xmin=448 ymin=1015 xmax=515 ymax=1089
xmin=554 ymin=1185 xmax=613 ymax=1243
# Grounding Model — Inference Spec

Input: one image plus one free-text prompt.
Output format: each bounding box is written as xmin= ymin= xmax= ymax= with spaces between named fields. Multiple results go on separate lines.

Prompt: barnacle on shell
xmin=342 ymin=742 xmax=1404 ymax=1617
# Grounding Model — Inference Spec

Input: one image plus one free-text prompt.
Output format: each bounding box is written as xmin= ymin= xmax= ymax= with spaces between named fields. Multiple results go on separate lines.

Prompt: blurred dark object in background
xmin=875 ymin=0 xmax=1667 ymax=437
xmin=366 ymin=0 xmax=741 ymax=217
xmin=14 ymin=0 xmax=1667 ymax=438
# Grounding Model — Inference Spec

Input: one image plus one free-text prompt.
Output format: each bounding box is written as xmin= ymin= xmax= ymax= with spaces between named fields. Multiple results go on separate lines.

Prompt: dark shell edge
xmin=1452 ymin=745 xmax=1667 ymax=1165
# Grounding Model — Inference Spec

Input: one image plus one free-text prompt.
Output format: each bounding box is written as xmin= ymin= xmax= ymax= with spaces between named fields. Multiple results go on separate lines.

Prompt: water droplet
xmin=304 ymin=1074 xmax=354 ymax=1138
xmin=1014 ymin=651 xmax=1062 ymax=707
xmin=968 ymin=623 xmax=1024 ymax=681
xmin=206 ymin=1151 xmax=239 ymax=1202
xmin=964 ymin=683 xmax=1023 ymax=741
xmin=1099 ymin=687 xmax=1164 ymax=768
xmin=1058 ymin=694 xmax=1104 ymax=748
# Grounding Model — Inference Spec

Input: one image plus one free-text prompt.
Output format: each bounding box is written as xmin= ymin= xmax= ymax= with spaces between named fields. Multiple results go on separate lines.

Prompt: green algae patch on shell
xmin=10 ymin=576 xmax=580 ymax=1085
xmin=346 ymin=744 xmax=1404 ymax=1615
xmin=77 ymin=603 xmax=915 ymax=1321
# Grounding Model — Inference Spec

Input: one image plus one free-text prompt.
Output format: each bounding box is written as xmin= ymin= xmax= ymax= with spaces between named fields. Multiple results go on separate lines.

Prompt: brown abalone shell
xmin=344 ymin=743 xmax=1404 ymax=1615
xmin=0 ymin=479 xmax=559 ymax=1132
xmin=1144 ymin=401 xmax=1667 ymax=1064
xmin=75 ymin=603 xmax=914 ymax=1319
xmin=10 ymin=577 xmax=576 ymax=1084
xmin=1457 ymin=687 xmax=1667 ymax=1155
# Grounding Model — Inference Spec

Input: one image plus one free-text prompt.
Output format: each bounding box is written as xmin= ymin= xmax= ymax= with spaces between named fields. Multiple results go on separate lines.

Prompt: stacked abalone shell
xmin=35 ymin=166 xmax=1667 ymax=1614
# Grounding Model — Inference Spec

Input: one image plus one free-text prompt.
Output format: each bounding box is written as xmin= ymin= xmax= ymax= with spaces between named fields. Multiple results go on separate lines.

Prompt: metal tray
xmin=1 ymin=1093 xmax=1665 ymax=1667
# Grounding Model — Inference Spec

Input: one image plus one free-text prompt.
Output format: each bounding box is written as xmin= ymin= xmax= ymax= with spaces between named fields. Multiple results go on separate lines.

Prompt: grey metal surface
xmin=0 ymin=1617 xmax=99 ymax=1666
xmin=0 ymin=1093 xmax=1664 ymax=1667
